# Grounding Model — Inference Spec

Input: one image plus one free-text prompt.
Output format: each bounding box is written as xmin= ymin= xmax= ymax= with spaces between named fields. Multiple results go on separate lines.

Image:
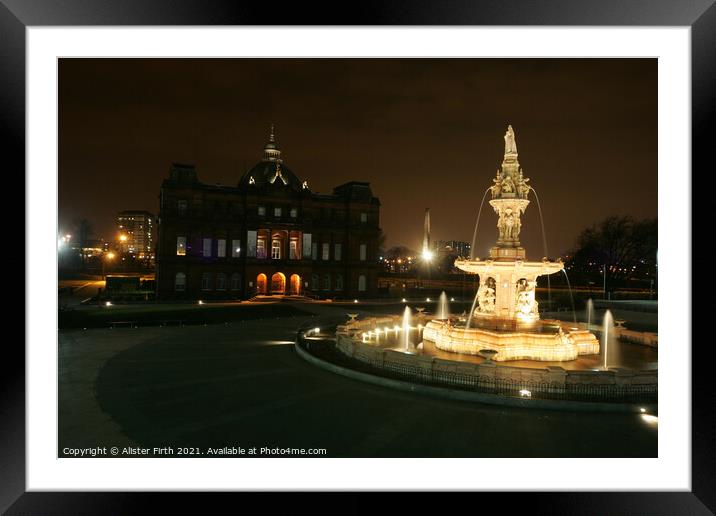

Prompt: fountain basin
xmin=423 ymin=319 xmax=599 ymax=362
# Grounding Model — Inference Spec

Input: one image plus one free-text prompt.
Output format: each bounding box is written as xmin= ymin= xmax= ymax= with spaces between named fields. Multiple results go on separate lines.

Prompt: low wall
xmin=337 ymin=317 xmax=657 ymax=388
xmin=617 ymin=328 xmax=658 ymax=348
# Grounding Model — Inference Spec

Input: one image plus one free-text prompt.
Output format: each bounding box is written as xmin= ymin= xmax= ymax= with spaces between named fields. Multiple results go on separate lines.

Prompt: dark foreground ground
xmin=58 ymin=301 xmax=657 ymax=458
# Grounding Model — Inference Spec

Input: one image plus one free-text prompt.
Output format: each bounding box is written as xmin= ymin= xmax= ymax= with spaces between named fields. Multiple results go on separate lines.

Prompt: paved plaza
xmin=59 ymin=302 xmax=657 ymax=458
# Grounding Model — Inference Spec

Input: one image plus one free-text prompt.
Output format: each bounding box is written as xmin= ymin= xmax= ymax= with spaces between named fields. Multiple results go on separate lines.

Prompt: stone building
xmin=156 ymin=129 xmax=381 ymax=300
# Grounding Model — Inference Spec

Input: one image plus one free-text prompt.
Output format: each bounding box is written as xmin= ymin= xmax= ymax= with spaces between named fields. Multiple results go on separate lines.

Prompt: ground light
xmin=402 ymin=298 xmax=407 ymax=302
xmin=198 ymin=300 xmax=204 ymax=305
xmin=640 ymin=414 xmax=658 ymax=425
xmin=105 ymin=301 xmax=112 ymax=307
xmin=354 ymin=299 xmax=358 ymax=303
xmin=519 ymin=389 xmax=532 ymax=398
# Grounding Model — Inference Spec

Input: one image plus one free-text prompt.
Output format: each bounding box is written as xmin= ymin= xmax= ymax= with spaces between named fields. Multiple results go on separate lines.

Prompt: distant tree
xmin=385 ymin=246 xmax=416 ymax=259
xmin=72 ymin=218 xmax=93 ymax=246
xmin=566 ymin=216 xmax=657 ymax=290
xmin=436 ymin=252 xmax=458 ymax=274
xmin=377 ymin=229 xmax=387 ymax=258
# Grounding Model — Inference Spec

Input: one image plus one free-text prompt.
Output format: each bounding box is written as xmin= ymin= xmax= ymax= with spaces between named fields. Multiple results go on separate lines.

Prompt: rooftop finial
xmin=263 ymin=124 xmax=281 ymax=161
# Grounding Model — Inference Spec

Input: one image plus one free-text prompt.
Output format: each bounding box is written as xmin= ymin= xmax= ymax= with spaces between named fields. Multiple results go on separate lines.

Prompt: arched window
xmin=358 ymin=274 xmax=367 ymax=292
xmin=216 ymin=273 xmax=227 ymax=291
xmin=230 ymin=273 xmax=241 ymax=291
xmin=174 ymin=272 xmax=186 ymax=291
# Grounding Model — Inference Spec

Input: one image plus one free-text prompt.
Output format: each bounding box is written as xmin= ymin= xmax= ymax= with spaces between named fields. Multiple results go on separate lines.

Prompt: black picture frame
xmin=4 ymin=1 xmax=714 ymax=512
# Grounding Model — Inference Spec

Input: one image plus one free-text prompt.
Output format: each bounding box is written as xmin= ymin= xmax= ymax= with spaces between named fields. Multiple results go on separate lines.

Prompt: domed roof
xmin=240 ymin=159 xmax=303 ymax=190
xmin=238 ymin=125 xmax=306 ymax=191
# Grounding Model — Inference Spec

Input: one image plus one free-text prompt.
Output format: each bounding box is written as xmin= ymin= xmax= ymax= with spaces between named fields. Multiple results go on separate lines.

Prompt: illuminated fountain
xmin=423 ymin=125 xmax=600 ymax=361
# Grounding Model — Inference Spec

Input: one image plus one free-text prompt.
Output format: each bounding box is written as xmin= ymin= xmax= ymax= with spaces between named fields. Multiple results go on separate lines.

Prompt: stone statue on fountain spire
xmin=504 ymin=124 xmax=518 ymax=155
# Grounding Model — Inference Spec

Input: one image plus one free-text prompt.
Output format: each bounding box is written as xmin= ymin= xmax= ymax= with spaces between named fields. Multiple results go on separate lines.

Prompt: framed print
xmin=4 ymin=0 xmax=715 ymax=512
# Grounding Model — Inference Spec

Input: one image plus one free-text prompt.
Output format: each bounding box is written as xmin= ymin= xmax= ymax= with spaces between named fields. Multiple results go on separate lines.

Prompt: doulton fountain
xmin=423 ymin=125 xmax=600 ymax=361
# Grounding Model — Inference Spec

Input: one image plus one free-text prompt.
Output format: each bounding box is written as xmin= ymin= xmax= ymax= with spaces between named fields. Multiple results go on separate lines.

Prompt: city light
xmin=106 ymin=252 xmax=115 ymax=260
xmin=519 ymin=389 xmax=532 ymax=398
xmin=119 ymin=234 xmax=128 ymax=242
xmin=421 ymin=249 xmax=434 ymax=262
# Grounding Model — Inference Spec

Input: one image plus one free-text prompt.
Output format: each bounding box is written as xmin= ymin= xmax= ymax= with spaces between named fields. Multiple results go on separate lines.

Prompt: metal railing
xmin=297 ymin=331 xmax=657 ymax=404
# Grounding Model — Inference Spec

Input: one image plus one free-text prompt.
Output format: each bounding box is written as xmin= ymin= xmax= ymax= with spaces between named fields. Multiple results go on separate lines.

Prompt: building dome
xmin=238 ymin=125 xmax=307 ymax=191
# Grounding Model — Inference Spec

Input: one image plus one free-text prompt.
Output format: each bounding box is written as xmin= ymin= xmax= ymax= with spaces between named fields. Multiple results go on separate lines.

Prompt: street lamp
xmin=103 ymin=251 xmax=115 ymax=280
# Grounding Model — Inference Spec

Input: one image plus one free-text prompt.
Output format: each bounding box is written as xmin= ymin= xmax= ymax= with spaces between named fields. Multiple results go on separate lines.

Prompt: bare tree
xmin=566 ymin=216 xmax=657 ymax=289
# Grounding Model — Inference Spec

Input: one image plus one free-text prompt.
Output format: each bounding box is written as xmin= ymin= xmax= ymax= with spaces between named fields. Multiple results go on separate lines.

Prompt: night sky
xmin=59 ymin=58 xmax=657 ymax=257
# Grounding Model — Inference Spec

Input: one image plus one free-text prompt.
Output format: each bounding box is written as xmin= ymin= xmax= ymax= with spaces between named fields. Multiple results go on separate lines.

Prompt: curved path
xmin=59 ymin=303 xmax=657 ymax=458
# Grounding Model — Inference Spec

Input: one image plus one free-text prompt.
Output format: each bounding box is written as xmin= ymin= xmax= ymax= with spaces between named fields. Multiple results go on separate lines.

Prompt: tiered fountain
xmin=423 ymin=125 xmax=600 ymax=361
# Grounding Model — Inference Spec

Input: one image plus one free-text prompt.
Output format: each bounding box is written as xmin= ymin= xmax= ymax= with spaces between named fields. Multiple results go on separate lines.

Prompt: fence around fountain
xmin=335 ymin=316 xmax=657 ymax=402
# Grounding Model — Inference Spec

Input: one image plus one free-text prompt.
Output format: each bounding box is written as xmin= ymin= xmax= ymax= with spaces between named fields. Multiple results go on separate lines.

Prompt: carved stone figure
xmin=515 ymin=279 xmax=538 ymax=317
xmin=504 ymin=125 xmax=518 ymax=155
xmin=504 ymin=209 xmax=515 ymax=239
xmin=502 ymin=175 xmax=515 ymax=193
xmin=519 ymin=177 xmax=531 ymax=198
xmin=476 ymin=283 xmax=496 ymax=313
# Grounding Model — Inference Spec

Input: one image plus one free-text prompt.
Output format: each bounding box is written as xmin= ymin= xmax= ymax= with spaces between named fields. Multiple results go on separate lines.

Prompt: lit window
xmin=174 ymin=272 xmax=186 ymax=291
xmin=334 ymin=243 xmax=342 ymax=261
xmin=322 ymin=274 xmax=331 ymax=291
xmin=322 ymin=243 xmax=330 ymax=261
xmin=274 ymin=207 xmax=282 ymax=217
xmin=358 ymin=275 xmax=367 ymax=291
xmin=247 ymin=231 xmax=257 ymax=257
xmin=258 ymin=206 xmax=266 ymax=216
xmin=176 ymin=236 xmax=186 ymax=256
xmin=232 ymin=239 xmax=241 ymax=258
xmin=360 ymin=244 xmax=367 ymax=261
xmin=311 ymin=242 xmax=318 ymax=260
xmin=217 ymin=239 xmax=226 ymax=258
xmin=302 ymin=233 xmax=312 ymax=258
xmin=290 ymin=240 xmax=298 ymax=260
xmin=290 ymin=208 xmax=298 ymax=218
xmin=257 ymin=238 xmax=267 ymax=259
xmin=335 ymin=274 xmax=343 ymax=291
xmin=201 ymin=273 xmax=211 ymax=291
xmin=271 ymin=240 xmax=281 ymax=260
xmin=203 ymin=238 xmax=212 ymax=257
xmin=360 ymin=212 xmax=368 ymax=223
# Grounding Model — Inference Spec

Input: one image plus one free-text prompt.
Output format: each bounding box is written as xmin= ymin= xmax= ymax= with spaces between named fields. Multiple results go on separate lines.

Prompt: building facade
xmin=433 ymin=240 xmax=471 ymax=259
xmin=117 ymin=210 xmax=155 ymax=260
xmin=156 ymin=130 xmax=381 ymax=300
